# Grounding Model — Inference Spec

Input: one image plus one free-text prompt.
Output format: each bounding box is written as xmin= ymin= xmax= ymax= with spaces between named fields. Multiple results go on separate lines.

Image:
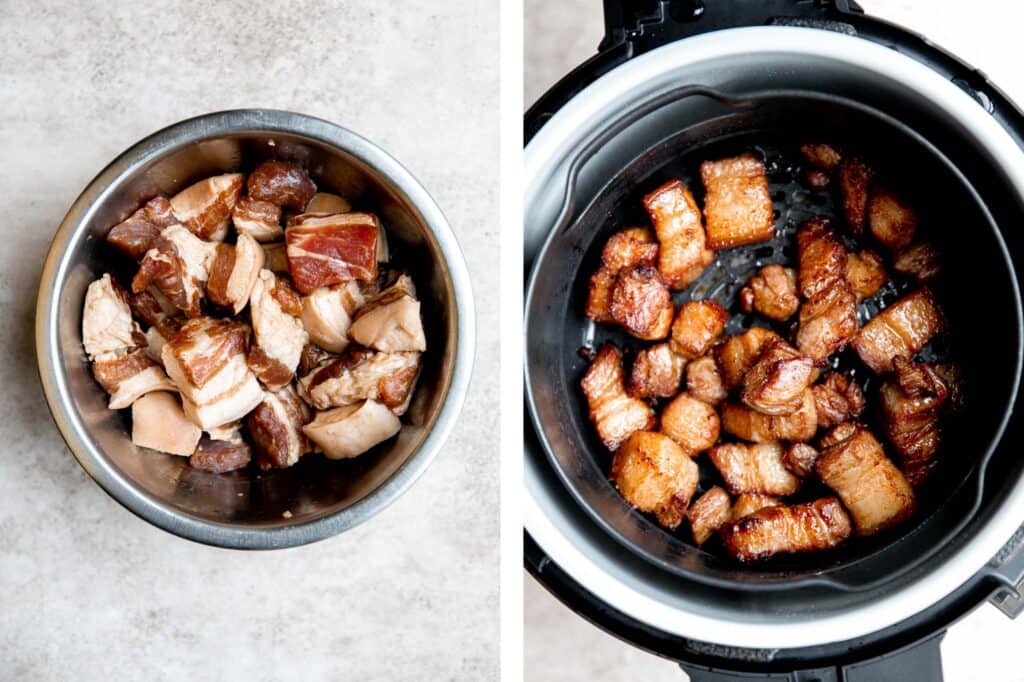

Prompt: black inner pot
xmin=528 ymin=93 xmax=1023 ymax=590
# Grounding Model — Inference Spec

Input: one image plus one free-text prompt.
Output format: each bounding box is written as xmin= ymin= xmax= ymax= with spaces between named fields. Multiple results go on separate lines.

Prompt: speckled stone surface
xmin=525 ymin=1 xmax=1024 ymax=680
xmin=0 ymin=2 xmax=497 ymax=680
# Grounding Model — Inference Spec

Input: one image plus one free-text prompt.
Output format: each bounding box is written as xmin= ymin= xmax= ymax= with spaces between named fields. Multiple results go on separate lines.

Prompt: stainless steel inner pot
xmin=37 ymin=110 xmax=474 ymax=549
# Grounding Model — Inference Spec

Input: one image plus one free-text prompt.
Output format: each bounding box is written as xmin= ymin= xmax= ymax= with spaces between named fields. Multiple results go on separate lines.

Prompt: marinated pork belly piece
xmin=248 ymin=270 xmax=309 ymax=389
xmin=740 ymin=340 xmax=816 ymax=416
xmin=611 ymin=431 xmax=699 ymax=530
xmin=851 ymin=287 xmax=945 ymax=374
xmin=783 ymin=443 xmax=820 ymax=478
xmin=720 ymin=388 xmax=817 ymax=443
xmin=303 ymin=400 xmax=401 ymax=459
xmin=169 ymin=173 xmax=244 ymax=242
xmin=699 ymin=154 xmax=775 ymax=249
xmin=685 ymin=355 xmax=727 ymax=405
xmin=641 ymin=179 xmax=715 ymax=289
xmin=739 ymin=264 xmax=799 ymax=321
xmin=128 ymin=288 xmax=176 ymax=329
xmin=132 ymin=225 xmax=217 ymax=317
xmin=300 ymin=348 xmax=421 ymax=415
xmin=585 ymin=227 xmax=658 ymax=322
xmin=300 ymin=281 xmax=365 ymax=353
xmin=189 ymin=436 xmax=252 ymax=473
xmin=299 ymin=342 xmax=337 ymax=376
xmin=879 ymin=356 xmax=949 ymax=478
xmin=687 ymin=486 xmax=732 ymax=545
xmin=106 ymin=196 xmax=178 ymax=260
xmin=721 ymin=497 xmax=852 ymax=562
xmin=580 ymin=344 xmax=656 ymax=451
xmin=247 ymin=160 xmax=317 ymax=212
xmin=715 ymin=326 xmax=783 ymax=390
xmin=247 ymin=384 xmax=312 ymax=469
xmin=285 ymin=212 xmax=380 ymax=294
xmin=131 ymin=391 xmax=202 ymax=456
xmin=661 ymin=393 xmax=720 ymax=455
xmin=731 ymin=493 xmax=782 ymax=521
xmin=816 ymin=424 xmax=916 ymax=535
xmin=349 ymin=274 xmax=426 ymax=352
xmin=709 ymin=442 xmax=801 ymax=496
xmin=846 ymin=250 xmax=887 ymax=301
xmin=306 ymin=192 xmax=351 ymax=214
xmin=838 ymin=156 xmax=874 ymax=235
xmin=869 ymin=187 xmax=917 ymax=252
xmin=205 ymin=233 xmax=265 ymax=314
xmin=231 ymin=196 xmax=283 ymax=242
xmin=608 ymin=265 xmax=673 ymax=340
xmin=812 ymin=371 xmax=865 ymax=429
xmin=800 ymin=143 xmax=842 ymax=173
xmin=82 ymin=274 xmax=142 ymax=361
xmin=92 ymin=349 xmax=177 ymax=410
xmin=893 ymin=241 xmax=941 ymax=283
xmin=670 ymin=300 xmax=728 ymax=359
xmin=797 ymin=218 xmax=847 ymax=300
xmin=627 ymin=343 xmax=685 ymax=400
xmin=262 ymin=241 xmax=290 ymax=274
xmin=796 ymin=283 xmax=858 ymax=364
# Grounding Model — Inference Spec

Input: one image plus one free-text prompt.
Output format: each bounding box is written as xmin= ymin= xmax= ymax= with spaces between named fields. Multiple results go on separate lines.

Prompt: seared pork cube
xmin=714 ymin=327 xmax=783 ymax=390
xmin=846 ymin=250 xmax=887 ymax=301
xmin=247 ymin=161 xmax=317 ymax=212
xmin=800 ymin=143 xmax=842 ymax=172
xmin=585 ymin=228 xmax=658 ymax=322
xmin=132 ymin=225 xmax=218 ymax=317
xmin=82 ymin=274 xmax=142 ymax=361
xmin=92 ymin=348 xmax=177 ymax=410
xmin=580 ymin=345 xmax=656 ymax=451
xmin=641 ymin=179 xmax=715 ymax=289
xmin=611 ymin=431 xmax=699 ymax=530
xmin=852 ymin=288 xmax=945 ymax=373
xmin=869 ymin=187 xmax=917 ymax=251
xmin=247 ymin=383 xmax=312 ymax=469
xmin=609 ymin=265 xmax=674 ymax=340
xmin=286 ymin=212 xmax=380 ymax=293
xmin=893 ymin=241 xmax=941 ymax=283
xmin=168 ymin=173 xmax=244 ymax=242
xmin=709 ymin=442 xmax=801 ymax=496
xmin=797 ymin=218 xmax=847 ymax=300
xmin=699 ymin=154 xmax=775 ymax=249
xmin=131 ymin=391 xmax=202 ymax=456
xmin=300 ymin=348 xmax=421 ymax=415
xmin=783 ymin=443 xmax=820 ymax=479
xmin=721 ymin=497 xmax=852 ymax=562
xmin=303 ymin=400 xmax=401 ymax=459
xmin=189 ymin=437 xmax=252 ymax=473
xmin=231 ymin=196 xmax=283 ymax=242
xmin=627 ymin=343 xmax=685 ymax=399
xmin=879 ymin=356 xmax=949 ymax=478
xmin=687 ymin=486 xmax=732 ymax=545
xmin=797 ymin=284 xmax=858 ymax=364
xmin=669 ymin=300 xmax=728 ymax=359
xmin=205 ymin=233 xmax=265 ymax=314
xmin=685 ymin=355 xmax=727 ymax=405
xmin=300 ymin=281 xmax=365 ymax=353
xmin=740 ymin=340 xmax=816 ymax=416
xmin=816 ymin=425 xmax=915 ymax=535
xmin=305 ymin=192 xmax=352 ymax=214
xmin=812 ymin=371 xmax=865 ymax=429
xmin=106 ymin=196 xmax=178 ymax=260
xmin=349 ymin=274 xmax=427 ymax=352
xmin=731 ymin=493 xmax=781 ymax=521
xmin=661 ymin=393 xmax=719 ymax=455
xmin=838 ymin=156 xmax=873 ymax=235
xmin=739 ymin=264 xmax=799 ymax=321
xmin=248 ymin=270 xmax=309 ymax=389
xmin=720 ymin=388 xmax=817 ymax=443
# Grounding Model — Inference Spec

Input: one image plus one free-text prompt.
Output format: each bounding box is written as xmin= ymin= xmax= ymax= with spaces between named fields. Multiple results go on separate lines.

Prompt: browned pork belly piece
xmin=869 ymin=187 xmax=918 ymax=252
xmin=247 ymin=161 xmax=317 ymax=212
xmin=731 ymin=493 xmax=782 ymax=521
xmin=661 ymin=393 xmax=720 ymax=455
xmin=797 ymin=284 xmax=858 ymax=364
xmin=709 ymin=442 xmax=801 ymax=496
xmin=262 ymin=241 xmax=290 ymax=274
xmin=812 ymin=371 xmax=865 ymax=430
xmin=169 ymin=173 xmax=244 ymax=242
xmin=349 ymin=274 xmax=426 ymax=352
xmin=248 ymin=270 xmax=309 ymax=389
xmin=205 ymin=233 xmax=265 ymax=313
xmin=303 ymin=400 xmax=401 ymax=459
xmin=846 ymin=250 xmax=888 ymax=301
xmin=247 ymin=383 xmax=312 ymax=469
xmin=715 ymin=326 xmax=783 ymax=390
xmin=783 ymin=443 xmax=820 ymax=479
xmin=92 ymin=348 xmax=177 ymax=410
xmin=131 ymin=391 xmax=203 ymax=456
xmin=721 ymin=497 xmax=852 ymax=562
xmin=285 ymin=212 xmax=380 ymax=293
xmin=585 ymin=228 xmax=659 ymax=322
xmin=721 ymin=388 xmax=817 ymax=443
xmin=82 ymin=274 xmax=143 ymax=361
xmin=838 ymin=156 xmax=874 ymax=235
xmin=699 ymin=154 xmax=775 ymax=249
xmin=741 ymin=340 xmax=816 ymax=416
xmin=627 ymin=343 xmax=686 ymax=399
xmin=797 ymin=218 xmax=847 ymax=300
xmin=231 ymin=196 xmax=283 ymax=242
xmin=641 ymin=179 xmax=715 ymax=289
xmin=580 ymin=344 xmax=656 ymax=451
xmin=300 ymin=347 xmax=421 ymax=415
xmin=739 ymin=264 xmax=799 ymax=321
xmin=306 ymin=192 xmax=352 ymax=215
xmin=816 ymin=424 xmax=916 ymax=535
xmin=879 ymin=356 xmax=949 ymax=482
xmin=106 ymin=196 xmax=178 ymax=259
xmin=607 ymin=265 xmax=674 ymax=340
xmin=611 ymin=431 xmax=699 ymax=530
xmin=851 ymin=287 xmax=945 ymax=374
xmin=670 ymin=300 xmax=728 ymax=359
xmin=300 ymin=281 xmax=365 ymax=353
xmin=800 ymin=143 xmax=843 ymax=172
xmin=893 ymin=241 xmax=941 ymax=283
xmin=685 ymin=355 xmax=727 ymax=405
xmin=132 ymin=225 xmax=217 ymax=317
xmin=189 ymin=436 xmax=252 ymax=473
xmin=687 ymin=486 xmax=732 ymax=545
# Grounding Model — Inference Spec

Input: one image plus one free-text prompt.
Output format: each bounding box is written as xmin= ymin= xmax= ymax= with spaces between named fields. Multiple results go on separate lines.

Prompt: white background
xmin=523 ymin=1 xmax=1024 ymax=680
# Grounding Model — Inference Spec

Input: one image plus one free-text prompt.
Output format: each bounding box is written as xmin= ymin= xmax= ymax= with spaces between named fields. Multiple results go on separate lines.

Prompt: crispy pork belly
xmin=783 ymin=443 xmax=820 ymax=478
xmin=580 ymin=344 xmax=656 ymax=451
xmin=231 ymin=196 xmax=282 ymax=242
xmin=82 ymin=274 xmax=142 ymax=361
xmin=262 ymin=241 xmax=290 ymax=274
xmin=869 ymin=187 xmax=918 ymax=251
xmin=669 ymin=300 xmax=728 ymax=359
xmin=641 ymin=179 xmax=715 ymax=289
xmin=687 ymin=486 xmax=732 ymax=545
xmin=893 ymin=241 xmax=941 ymax=283
xmin=92 ymin=349 xmax=177 ymax=409
xmin=131 ymin=391 xmax=202 ymax=456
xmin=880 ymin=356 xmax=949 ymax=477
xmin=741 ymin=340 xmax=816 ymax=416
xmin=303 ymin=400 xmax=401 ymax=459
xmin=627 ymin=343 xmax=685 ymax=399
xmin=247 ymin=383 xmax=312 ymax=469
xmin=846 ymin=250 xmax=887 ymax=301
xmin=608 ymin=265 xmax=673 ymax=340
xmin=349 ymin=274 xmax=426 ymax=352
xmin=838 ymin=156 xmax=873 ymax=235
xmin=306 ymin=192 xmax=351 ymax=214
xmin=800 ymin=143 xmax=842 ymax=172
xmin=721 ymin=497 xmax=852 ymax=562
xmin=731 ymin=493 xmax=782 ymax=521
xmin=611 ymin=431 xmax=699 ymax=530
xmin=721 ymin=388 xmax=817 ymax=443
xmin=852 ymin=287 xmax=945 ymax=373
xmin=661 ymin=393 xmax=720 ymax=455
xmin=685 ymin=355 xmax=727 ymax=405
xmin=189 ymin=436 xmax=252 ymax=473
xmin=132 ymin=225 xmax=217 ymax=317
xmin=585 ymin=267 xmax=618 ymax=324
xmin=248 ymin=270 xmax=309 ymax=388
xmin=796 ymin=221 xmax=857 ymax=362
xmin=205 ymin=233 xmax=265 ymax=313
xmin=285 ymin=212 xmax=380 ymax=293
xmin=585 ymin=228 xmax=657 ymax=322
xmin=812 ymin=371 xmax=865 ymax=429
xmin=797 ymin=218 xmax=846 ymax=300
xmin=300 ymin=281 xmax=365 ymax=353
xmin=816 ymin=425 xmax=915 ymax=535
xmin=715 ymin=327 xmax=783 ymax=390
xmin=106 ymin=196 xmax=178 ymax=260
xmin=300 ymin=348 xmax=421 ymax=415
xmin=709 ymin=442 xmax=801 ymax=496
xmin=247 ymin=160 xmax=317 ymax=212
xmin=168 ymin=173 xmax=244 ymax=241
xmin=739 ymin=264 xmax=799 ymax=321
xmin=699 ymin=154 xmax=775 ymax=249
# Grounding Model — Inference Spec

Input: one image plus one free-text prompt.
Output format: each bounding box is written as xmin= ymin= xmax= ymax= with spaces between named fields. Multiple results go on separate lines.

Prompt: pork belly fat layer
xmin=169 ymin=173 xmax=244 ymax=242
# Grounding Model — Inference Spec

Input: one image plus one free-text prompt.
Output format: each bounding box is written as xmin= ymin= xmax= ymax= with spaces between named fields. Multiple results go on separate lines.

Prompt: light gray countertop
xmin=0 ymin=2 xmax=498 ymax=680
